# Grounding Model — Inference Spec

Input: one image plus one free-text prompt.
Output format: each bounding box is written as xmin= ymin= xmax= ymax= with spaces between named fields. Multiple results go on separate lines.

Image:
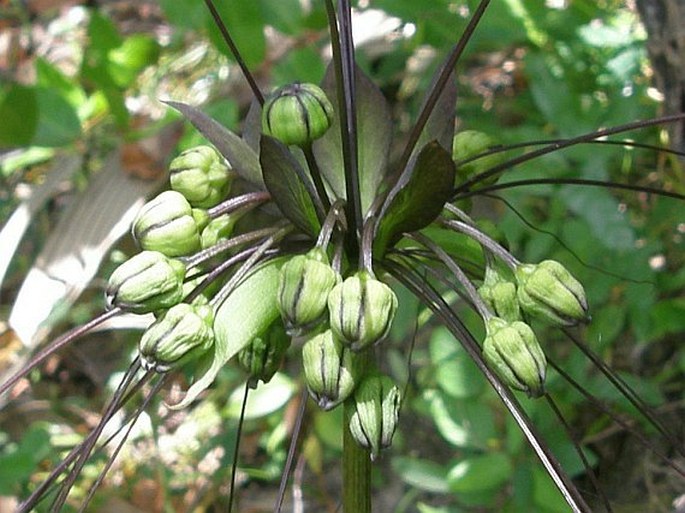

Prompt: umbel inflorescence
xmin=105 ymin=71 xmax=589 ymax=460
xmin=8 ymin=1 xmax=684 ymax=512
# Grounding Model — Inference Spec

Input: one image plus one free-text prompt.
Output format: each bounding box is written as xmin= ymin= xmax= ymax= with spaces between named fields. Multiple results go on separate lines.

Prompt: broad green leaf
xmin=427 ymin=390 xmax=495 ymax=449
xmin=35 ymin=58 xmax=87 ymax=113
xmin=226 ymin=372 xmax=295 ymax=419
xmin=447 ymin=453 xmax=513 ymax=494
xmin=158 ymin=0 xmax=209 ymax=30
xmin=374 ymin=141 xmax=455 ymax=255
xmin=559 ymin=185 xmax=636 ymax=250
xmin=169 ymin=258 xmax=285 ymax=410
xmin=392 ymin=457 xmax=450 ymax=493
xmin=165 ymin=101 xmax=264 ymax=187
xmin=209 ymin=0 xmax=265 ymax=67
xmin=260 ymin=135 xmax=321 ymax=236
xmin=430 ymin=328 xmax=485 ymax=399
xmin=259 ymin=0 xmax=304 ymax=35
xmin=0 ymin=85 xmax=37 ymax=147
xmin=313 ymin=64 xmax=393 ymax=214
xmin=32 ymin=88 xmax=81 ymax=147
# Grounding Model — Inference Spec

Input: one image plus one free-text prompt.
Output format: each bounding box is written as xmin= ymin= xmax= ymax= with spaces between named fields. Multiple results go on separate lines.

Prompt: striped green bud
xmin=262 ymin=82 xmax=334 ymax=146
xmin=105 ymin=251 xmax=186 ymax=313
xmin=277 ymin=248 xmax=341 ymax=335
xmin=169 ymin=145 xmax=234 ymax=208
xmin=478 ymin=266 xmax=521 ymax=322
xmin=327 ymin=271 xmax=398 ymax=351
xmin=139 ymin=303 xmax=214 ymax=372
xmin=515 ymin=260 xmax=589 ymax=327
xmin=238 ymin=321 xmax=291 ymax=388
xmin=132 ymin=191 xmax=202 ymax=257
xmin=483 ymin=317 xmax=546 ymax=398
xmin=302 ymin=329 xmax=358 ymax=411
xmin=348 ymin=375 xmax=401 ymax=460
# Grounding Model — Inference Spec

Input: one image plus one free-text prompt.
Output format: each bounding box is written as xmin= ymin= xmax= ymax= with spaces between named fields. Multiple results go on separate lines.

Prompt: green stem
xmin=343 ymin=402 xmax=372 ymax=513
xmin=342 ymin=350 xmax=372 ymax=513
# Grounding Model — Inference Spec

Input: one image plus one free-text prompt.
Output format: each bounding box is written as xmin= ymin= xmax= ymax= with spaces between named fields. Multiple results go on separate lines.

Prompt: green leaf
xmin=0 ymin=85 xmax=37 ymax=147
xmin=108 ymin=35 xmax=160 ymax=88
xmin=165 ymin=100 xmax=264 ymax=187
xmin=392 ymin=457 xmax=450 ymax=493
xmin=429 ymin=327 xmax=485 ymax=399
xmin=260 ymin=135 xmax=321 ymax=236
xmin=648 ymin=297 xmax=685 ymax=341
xmin=169 ymin=258 xmax=286 ymax=410
xmin=313 ymin=64 xmax=393 ymax=214
xmin=447 ymin=452 xmax=513 ymax=494
xmin=374 ymin=141 xmax=455 ymax=255
xmin=0 ymin=425 xmax=52 ymax=494
xmin=35 ymin=58 xmax=87 ymax=113
xmin=226 ymin=372 xmax=295 ymax=419
xmin=32 ymin=88 xmax=82 ymax=147
xmin=559 ymin=186 xmax=636 ymax=250
xmin=209 ymin=0 xmax=265 ymax=67
xmin=427 ymin=390 xmax=495 ymax=449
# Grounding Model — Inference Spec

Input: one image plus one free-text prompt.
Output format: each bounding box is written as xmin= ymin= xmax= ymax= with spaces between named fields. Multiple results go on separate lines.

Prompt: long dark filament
xmin=274 ymin=388 xmax=308 ymax=513
xmin=79 ymin=376 xmax=167 ymax=513
xmin=545 ymin=394 xmax=613 ymax=512
xmin=228 ymin=381 xmax=250 ymax=513
xmin=395 ymin=0 xmax=491 ymax=176
xmin=453 ymin=113 xmax=685 ymax=196
xmin=324 ymin=0 xmax=362 ymax=256
xmin=0 ymin=308 xmax=121 ymax=399
xmin=202 ymin=0 xmax=264 ymax=104
xmin=385 ymin=256 xmax=591 ymax=513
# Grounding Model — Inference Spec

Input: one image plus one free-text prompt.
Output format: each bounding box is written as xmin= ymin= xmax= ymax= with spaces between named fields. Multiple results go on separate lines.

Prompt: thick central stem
xmin=342 ymin=404 xmax=372 ymax=513
xmin=342 ymin=348 xmax=372 ymax=512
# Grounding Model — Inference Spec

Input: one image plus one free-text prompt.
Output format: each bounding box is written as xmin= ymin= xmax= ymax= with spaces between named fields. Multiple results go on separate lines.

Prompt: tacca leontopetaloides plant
xmin=2 ymin=1 xmax=685 ymax=511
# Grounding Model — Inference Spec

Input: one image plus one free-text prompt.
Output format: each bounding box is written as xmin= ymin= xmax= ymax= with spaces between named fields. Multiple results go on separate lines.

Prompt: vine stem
xmin=342 ymin=349 xmax=372 ymax=513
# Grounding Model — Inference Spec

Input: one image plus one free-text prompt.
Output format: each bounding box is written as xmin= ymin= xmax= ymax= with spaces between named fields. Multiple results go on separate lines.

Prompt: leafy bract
xmin=165 ymin=100 xmax=264 ymax=187
xmin=260 ymin=135 xmax=321 ymax=236
xmin=374 ymin=141 xmax=455 ymax=255
xmin=169 ymin=258 xmax=285 ymax=410
xmin=313 ymin=63 xmax=393 ymax=214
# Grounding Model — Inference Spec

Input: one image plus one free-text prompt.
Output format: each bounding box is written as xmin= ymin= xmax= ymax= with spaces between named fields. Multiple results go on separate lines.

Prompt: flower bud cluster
xmin=477 ymin=259 xmax=589 ymax=397
xmin=105 ymin=144 xmax=238 ymax=372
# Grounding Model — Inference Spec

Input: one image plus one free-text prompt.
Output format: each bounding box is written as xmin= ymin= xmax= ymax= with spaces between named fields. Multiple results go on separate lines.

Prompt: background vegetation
xmin=0 ymin=0 xmax=683 ymax=511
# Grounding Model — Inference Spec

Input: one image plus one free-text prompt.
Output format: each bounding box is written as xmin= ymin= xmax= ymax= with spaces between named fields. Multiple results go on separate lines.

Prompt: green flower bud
xmin=515 ymin=260 xmax=589 ymax=327
xmin=139 ymin=303 xmax=214 ymax=372
xmin=348 ymin=375 xmax=401 ymax=460
xmin=105 ymin=251 xmax=186 ymax=313
xmin=262 ymin=82 xmax=334 ymax=146
xmin=302 ymin=329 xmax=358 ymax=411
xmin=483 ymin=317 xmax=546 ymax=398
xmin=452 ymin=130 xmax=503 ymax=185
xmin=327 ymin=271 xmax=398 ymax=351
xmin=277 ymin=248 xmax=341 ymax=335
xmin=238 ymin=321 xmax=291 ymax=388
xmin=169 ymin=145 xmax=234 ymax=208
xmin=132 ymin=191 xmax=202 ymax=257
xmin=200 ymin=213 xmax=238 ymax=249
xmin=478 ymin=266 xmax=521 ymax=322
